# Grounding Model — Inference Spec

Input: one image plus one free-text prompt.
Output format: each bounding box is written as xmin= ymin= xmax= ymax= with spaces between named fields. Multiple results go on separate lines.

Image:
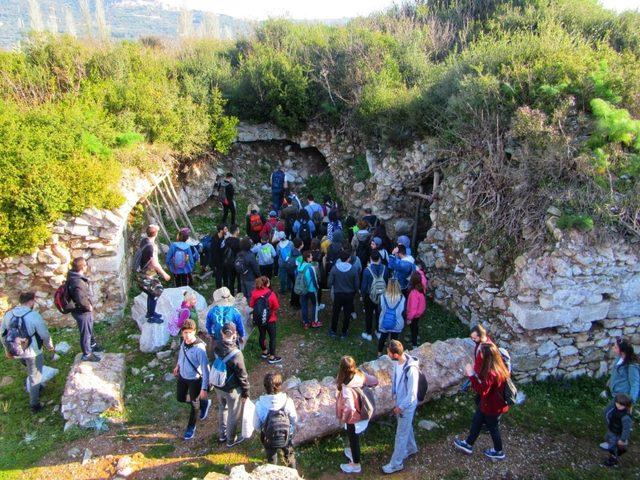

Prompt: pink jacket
xmin=336 ymin=372 xmax=379 ymax=424
xmin=406 ymin=288 xmax=426 ymax=323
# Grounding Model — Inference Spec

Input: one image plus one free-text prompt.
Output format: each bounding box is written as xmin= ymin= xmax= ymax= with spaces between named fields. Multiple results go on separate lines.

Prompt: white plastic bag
xmin=344 ymin=419 xmax=369 ymax=434
xmin=241 ymin=399 xmax=256 ymax=439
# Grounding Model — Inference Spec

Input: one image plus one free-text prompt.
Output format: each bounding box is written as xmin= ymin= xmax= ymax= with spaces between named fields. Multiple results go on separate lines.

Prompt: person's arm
xmin=250 ymin=256 xmax=260 ymax=277
xmin=32 ymin=312 xmax=54 ymax=351
xmin=397 ymin=365 xmax=418 ymax=411
xmin=150 ymin=253 xmax=170 ymax=280
xmin=309 ymin=221 xmax=315 ymax=234
xmin=205 ymin=309 xmax=214 ymax=336
xmin=70 ymin=283 xmax=92 ymax=311
xmin=469 ymin=372 xmax=494 ymax=398
xmin=406 ymin=291 xmax=417 ymax=321
xmin=197 ymin=348 xmax=209 ymax=396
xmin=286 ymin=397 xmax=298 ymax=429
xmin=0 ymin=314 xmax=9 ymax=353
xmin=233 ymin=311 xmax=246 ymax=338
xmin=269 ymin=291 xmax=280 ymax=313
xmin=628 ymin=365 xmax=640 ymax=404
xmin=269 ymin=244 xmax=276 ymax=259
xmin=360 ymin=269 xmax=369 ymax=296
xmin=165 ymin=244 xmax=174 ymax=271
xmin=620 ymin=414 xmax=632 ymax=443
xmin=234 ymin=354 xmax=250 ymax=398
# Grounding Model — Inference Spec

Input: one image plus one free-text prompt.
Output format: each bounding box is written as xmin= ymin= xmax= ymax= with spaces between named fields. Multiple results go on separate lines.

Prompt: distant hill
xmin=0 ymin=0 xmax=255 ymax=49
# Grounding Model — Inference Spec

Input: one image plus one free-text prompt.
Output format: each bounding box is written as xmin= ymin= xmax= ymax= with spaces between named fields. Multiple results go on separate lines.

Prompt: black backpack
xmin=252 ymin=291 xmax=271 ymax=327
xmin=262 ymin=405 xmax=291 ymax=449
xmin=285 ymin=252 xmax=301 ymax=276
xmin=234 ymin=253 xmax=248 ymax=276
xmin=223 ymin=244 xmax=236 ymax=268
xmin=403 ymin=358 xmax=429 ymax=403
xmin=297 ymin=222 xmax=311 ymax=244
xmin=2 ymin=311 xmax=32 ymax=358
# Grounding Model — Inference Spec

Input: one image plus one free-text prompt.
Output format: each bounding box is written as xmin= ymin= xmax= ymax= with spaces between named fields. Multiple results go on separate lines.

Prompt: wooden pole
xmin=143 ymin=199 xmax=171 ymax=244
xmin=164 ymin=176 xmax=196 ymax=235
xmin=411 ymin=185 xmax=424 ymax=249
xmin=155 ymin=186 xmax=179 ymax=232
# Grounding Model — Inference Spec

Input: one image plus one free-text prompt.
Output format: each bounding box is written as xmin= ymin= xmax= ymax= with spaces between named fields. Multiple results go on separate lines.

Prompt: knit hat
xmin=397 ymin=235 xmax=411 ymax=248
xmin=373 ymin=237 xmax=383 ymax=247
xmin=269 ymin=210 xmax=277 ymax=217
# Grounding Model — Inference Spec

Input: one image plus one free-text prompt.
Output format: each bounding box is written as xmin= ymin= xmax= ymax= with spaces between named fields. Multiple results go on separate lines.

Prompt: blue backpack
xmin=272 ymin=170 xmax=285 ymax=192
xmin=279 ymin=242 xmax=293 ymax=262
xmin=210 ymin=308 xmax=235 ymax=340
xmin=381 ymin=296 xmax=401 ymax=331
xmin=172 ymin=246 xmax=191 ymax=271
xmin=209 ymin=349 xmax=240 ymax=389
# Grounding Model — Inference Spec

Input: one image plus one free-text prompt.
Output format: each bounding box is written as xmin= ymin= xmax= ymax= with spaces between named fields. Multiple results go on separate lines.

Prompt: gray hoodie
xmin=328 ymin=260 xmax=359 ymax=294
xmin=177 ymin=340 xmax=210 ymax=387
xmin=253 ymin=392 xmax=298 ymax=434
xmin=1 ymin=306 xmax=53 ymax=358
xmin=392 ymin=355 xmax=420 ymax=411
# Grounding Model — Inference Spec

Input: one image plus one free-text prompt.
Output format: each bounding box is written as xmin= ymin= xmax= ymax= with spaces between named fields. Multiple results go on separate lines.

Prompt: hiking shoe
xmin=599 ymin=442 xmax=611 ymax=451
xmin=340 ymin=334 xmax=347 ymax=340
xmin=199 ymin=399 xmax=212 ymax=420
xmin=483 ymin=449 xmax=505 ymax=461
xmin=268 ymin=356 xmax=282 ymax=364
xmin=382 ymin=463 xmax=404 ymax=474
xmin=91 ymin=344 xmax=104 ymax=352
xmin=226 ymin=436 xmax=245 ymax=448
xmin=183 ymin=425 xmax=196 ymax=440
xmin=30 ymin=402 xmax=44 ymax=413
xmin=328 ymin=330 xmax=338 ymax=338
xmin=603 ymin=456 xmax=619 ymax=467
xmin=147 ymin=316 xmax=164 ymax=324
xmin=454 ymin=439 xmax=473 ymax=454
xmin=81 ymin=353 xmax=101 ymax=362
xmin=340 ymin=463 xmax=361 ymax=474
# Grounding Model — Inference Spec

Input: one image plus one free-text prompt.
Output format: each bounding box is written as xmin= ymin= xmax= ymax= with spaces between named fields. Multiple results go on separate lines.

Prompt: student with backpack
xmin=309 ymin=238 xmax=326 ymax=312
xmin=606 ymin=338 xmax=639 ymax=408
xmin=360 ymin=251 xmax=388 ymax=342
xmin=296 ymin=251 xmax=320 ymax=329
xmin=336 ymin=355 xmax=379 ymax=474
xmin=370 ymin=237 xmax=389 ymax=265
xmin=215 ymin=173 xmax=236 ymax=226
xmin=246 ymin=207 xmax=265 ymax=244
xmin=222 ymin=225 xmax=241 ymax=295
xmin=249 ymin=276 xmax=281 ymax=364
xmin=1 ymin=292 xmax=55 ymax=413
xmin=382 ymin=340 xmax=420 ymax=474
xmin=205 ymin=287 xmax=246 ymax=347
xmin=286 ymin=238 xmax=304 ymax=309
xmin=377 ymin=279 xmax=406 ymax=357
xmin=388 ymin=244 xmax=416 ymax=294
xmin=134 ymin=225 xmax=171 ymax=324
xmin=293 ymin=209 xmax=315 ymax=250
xmin=208 ymin=224 xmax=227 ymax=289
xmin=168 ymin=291 xmax=199 ymax=337
xmin=304 ymin=195 xmax=324 ymax=224
xmin=260 ymin=211 xmax=281 ymax=241
xmin=271 ymin=167 xmax=286 ymax=212
xmin=328 ymin=251 xmax=359 ymax=339
xmin=351 ymin=221 xmax=371 ymax=277
xmin=406 ymin=272 xmax=427 ymax=349
xmin=172 ymin=319 xmax=211 ymax=440
xmin=276 ymin=232 xmax=293 ymax=294
xmin=253 ymin=373 xmax=298 ymax=469
xmin=601 ymin=393 xmax=633 ymax=467
xmin=251 ymin=233 xmax=277 ymax=280
xmin=454 ymin=342 xmax=510 ymax=461
xmin=211 ymin=322 xmax=250 ymax=447
xmin=326 ymin=209 xmax=343 ymax=242
xmin=166 ymin=228 xmax=200 ymax=287
xmin=235 ymin=238 xmax=260 ymax=300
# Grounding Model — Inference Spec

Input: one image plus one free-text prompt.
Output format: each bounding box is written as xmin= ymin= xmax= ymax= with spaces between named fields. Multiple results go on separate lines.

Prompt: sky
xmin=159 ymin=0 xmax=639 ymax=19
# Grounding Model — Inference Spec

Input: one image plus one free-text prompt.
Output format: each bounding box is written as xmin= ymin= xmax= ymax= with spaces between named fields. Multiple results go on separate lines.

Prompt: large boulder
xmin=286 ymin=337 xmax=474 ymax=445
xmin=210 ymin=464 xmax=302 ymax=480
xmin=60 ymin=353 xmax=125 ymax=431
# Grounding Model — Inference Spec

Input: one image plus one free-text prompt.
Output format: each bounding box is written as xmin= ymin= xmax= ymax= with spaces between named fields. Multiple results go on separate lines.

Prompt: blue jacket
xmin=388 ymin=255 xmax=416 ymax=290
xmin=609 ymin=360 xmax=640 ymax=404
xmin=361 ymin=263 xmax=388 ymax=296
xmin=205 ymin=305 xmax=246 ymax=340
xmin=293 ymin=219 xmax=315 ymax=236
xmin=166 ymin=241 xmax=199 ymax=274
xmin=297 ymin=262 xmax=319 ymax=293
xmin=251 ymin=242 xmax=276 ymax=266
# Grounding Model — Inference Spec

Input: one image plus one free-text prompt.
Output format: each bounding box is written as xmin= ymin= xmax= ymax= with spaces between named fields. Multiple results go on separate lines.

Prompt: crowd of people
xmin=1 ymin=165 xmax=638 ymax=473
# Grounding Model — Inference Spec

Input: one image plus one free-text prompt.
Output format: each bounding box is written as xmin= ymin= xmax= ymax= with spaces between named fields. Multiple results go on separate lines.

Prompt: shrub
xmin=557 ymin=214 xmax=594 ymax=231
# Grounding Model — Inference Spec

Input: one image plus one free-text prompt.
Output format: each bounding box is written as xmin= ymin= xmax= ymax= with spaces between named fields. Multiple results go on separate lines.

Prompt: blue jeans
xmin=272 ymin=190 xmax=283 ymax=212
xmin=389 ymin=406 xmax=417 ymax=468
xmin=279 ymin=265 xmax=291 ymax=293
xmin=300 ymin=292 xmax=317 ymax=326
xmin=72 ymin=311 xmax=95 ymax=356
xmin=146 ymin=293 xmax=158 ymax=318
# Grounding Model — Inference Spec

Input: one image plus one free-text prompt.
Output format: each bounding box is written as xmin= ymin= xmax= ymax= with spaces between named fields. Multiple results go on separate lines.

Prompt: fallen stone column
xmin=284 ymin=337 xmax=474 ymax=445
xmin=61 ymin=353 xmax=126 ymax=431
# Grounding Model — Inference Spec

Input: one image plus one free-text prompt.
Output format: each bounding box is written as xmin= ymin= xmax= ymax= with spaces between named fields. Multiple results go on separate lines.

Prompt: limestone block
xmin=536 ymin=340 xmax=557 ymax=357
xmin=576 ymin=302 xmax=610 ymax=322
xmin=219 ymin=464 xmax=302 ymax=480
xmin=61 ymin=353 xmax=125 ymax=430
xmin=558 ymin=345 xmax=578 ymax=356
xmin=132 ymin=287 xmax=208 ymax=330
xmin=509 ymin=301 xmax=577 ymax=330
xmin=621 ymin=274 xmax=640 ymax=301
xmin=139 ymin=322 xmax=171 ymax=353
xmin=608 ymin=302 xmax=640 ymax=319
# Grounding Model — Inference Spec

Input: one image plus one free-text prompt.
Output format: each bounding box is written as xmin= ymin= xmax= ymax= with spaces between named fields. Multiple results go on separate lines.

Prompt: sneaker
xmin=261 ymin=353 xmax=269 ymax=360
xmin=483 ymin=448 xmax=505 ymax=461
xmin=381 ymin=463 xmax=404 ymax=474
xmin=303 ymin=324 xmax=310 ymax=330
xmin=90 ymin=344 xmax=104 ymax=352
xmin=147 ymin=316 xmax=164 ymax=324
xmin=344 ymin=447 xmax=353 ymax=462
xmin=318 ymin=303 xmax=326 ymax=311
xmin=268 ymin=356 xmax=282 ymax=364
xmin=454 ymin=439 xmax=473 ymax=455
xmin=340 ymin=334 xmax=347 ymax=340
xmin=217 ymin=435 xmax=227 ymax=443
xmin=311 ymin=322 xmax=320 ymax=328
xmin=81 ymin=353 xmax=101 ymax=362
xmin=30 ymin=402 xmax=44 ymax=413
xmin=226 ymin=436 xmax=245 ymax=448
xmin=199 ymin=399 xmax=212 ymax=420
xmin=328 ymin=330 xmax=338 ymax=338
xmin=340 ymin=463 xmax=361 ymax=474
xmin=599 ymin=442 xmax=611 ymax=451
xmin=351 ymin=312 xmax=357 ymax=320
xmin=603 ymin=456 xmax=619 ymax=467
xmin=361 ymin=332 xmax=373 ymax=341
xmin=183 ymin=425 xmax=196 ymax=440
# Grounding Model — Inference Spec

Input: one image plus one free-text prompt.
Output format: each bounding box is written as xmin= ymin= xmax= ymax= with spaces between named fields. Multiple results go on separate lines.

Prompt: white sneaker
xmin=382 ymin=463 xmax=404 ymax=474
xmin=318 ymin=303 xmax=326 ymax=311
xmin=340 ymin=463 xmax=361 ymax=474
xmin=361 ymin=332 xmax=369 ymax=341
xmin=351 ymin=312 xmax=357 ymax=320
xmin=599 ymin=442 xmax=611 ymax=451
xmin=344 ymin=447 xmax=353 ymax=462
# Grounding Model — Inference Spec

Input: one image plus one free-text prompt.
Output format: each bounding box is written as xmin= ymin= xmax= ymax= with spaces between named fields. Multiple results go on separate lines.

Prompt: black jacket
xmin=238 ymin=250 xmax=260 ymax=281
xmin=67 ymin=270 xmax=92 ymax=313
xmin=213 ymin=339 xmax=250 ymax=398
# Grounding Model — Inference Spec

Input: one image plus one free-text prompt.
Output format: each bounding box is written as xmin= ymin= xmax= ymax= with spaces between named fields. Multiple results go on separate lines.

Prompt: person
xmin=284 ymin=166 xmax=296 ymax=196
xmin=454 ymin=342 xmax=510 ymax=461
xmin=271 ymin=166 xmax=286 ymax=211
xmin=261 ymin=211 xmax=281 ymax=241
xmin=327 ymin=209 xmax=343 ymax=242
xmin=325 ymin=229 xmax=345 ymax=280
xmin=309 ymin=238 xmax=326 ymax=311
xmin=252 ymin=233 xmax=277 ymax=279
xmin=388 ymin=244 xmax=416 ymax=294
xmin=254 ymin=373 xmax=298 ymax=469
xmin=222 ymin=225 xmax=242 ymax=295
xmin=377 ymin=279 xmax=406 ymax=356
xmin=216 ymin=173 xmax=236 ymax=225
xmin=134 ymin=225 xmax=170 ymax=323
xmin=328 ymin=251 xmax=359 ymax=339
xmin=172 ymin=319 xmax=211 ymax=440
xmin=336 ymin=355 xmax=379 ymax=474
xmin=362 ymin=207 xmax=378 ymax=228
xmin=67 ymin=257 xmax=102 ymax=362
xmin=1 ymin=292 xmax=55 ymax=412
xmin=168 ymin=291 xmax=199 ymax=336
xmin=287 ymin=190 xmax=303 ymax=212
xmin=606 ymin=338 xmax=639 ymax=408
xmin=276 ymin=232 xmax=293 ymax=294
xmin=601 ymin=393 xmax=633 ymax=467
xmin=370 ymin=237 xmax=389 ymax=265
xmin=293 ymin=209 xmax=315 ymax=250
xmin=406 ymin=272 xmax=427 ymax=349
xmin=397 ymin=235 xmax=412 ymax=257
xmin=212 ymin=322 xmax=250 ymax=447
xmin=360 ymin=250 xmax=388 ymax=341
xmin=206 ymin=287 xmax=246 ymax=346
xmin=166 ymin=228 xmax=200 ymax=287
xmin=382 ymin=340 xmax=419 ymax=474
xmin=351 ymin=221 xmax=371 ymax=276
xmin=208 ymin=224 xmax=227 ymax=289
xmin=297 ymin=251 xmax=320 ymax=329
xmin=287 ymin=238 xmax=304 ymax=309
xmin=249 ymin=276 xmax=281 ymax=364
xmin=304 ymin=194 xmax=324 ymax=223
xmin=236 ymin=237 xmax=260 ymax=300
xmin=414 ymin=259 xmax=429 ymax=291
xmin=246 ymin=206 xmax=265 ymax=244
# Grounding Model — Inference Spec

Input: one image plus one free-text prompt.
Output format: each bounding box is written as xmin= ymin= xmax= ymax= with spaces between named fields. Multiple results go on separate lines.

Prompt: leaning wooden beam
xmin=155 ymin=186 xmax=179 ymax=232
xmin=164 ymin=176 xmax=196 ymax=236
xmin=411 ymin=186 xmax=424 ymax=248
xmin=143 ymin=199 xmax=171 ymax=244
xmin=408 ymin=191 xmax=434 ymax=202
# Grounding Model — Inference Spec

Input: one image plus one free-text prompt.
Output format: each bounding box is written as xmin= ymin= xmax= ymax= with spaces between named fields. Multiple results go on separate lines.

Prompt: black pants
xmin=330 ymin=292 xmax=354 ymax=335
xmin=177 ymin=376 xmax=207 ymax=428
xmin=223 ymin=266 xmax=240 ymax=295
xmin=363 ymin=296 xmax=380 ymax=335
xmin=466 ymin=408 xmax=503 ymax=452
xmin=174 ymin=273 xmax=193 ymax=287
xmin=222 ymin=200 xmax=236 ymax=225
xmin=259 ymin=264 xmax=274 ymax=279
xmin=210 ymin=262 xmax=223 ymax=289
xmin=377 ymin=332 xmax=399 ymax=354
xmin=346 ymin=423 xmax=361 ymax=464
xmin=409 ymin=319 xmax=419 ymax=347
xmin=258 ymin=322 xmax=277 ymax=356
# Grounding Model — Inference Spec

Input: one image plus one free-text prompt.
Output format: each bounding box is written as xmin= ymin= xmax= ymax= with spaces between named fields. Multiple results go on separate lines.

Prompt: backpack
xmin=210 ymin=308 xmax=235 ymax=341
xmin=262 ymin=405 xmax=291 ymax=449
xmin=252 ymin=291 xmax=272 ymax=327
xmin=368 ymin=266 xmax=386 ymax=305
xmin=381 ymin=296 xmax=401 ymax=331
xmin=54 ymin=282 xmax=74 ymax=314
xmin=172 ymin=246 xmax=190 ymax=271
xmin=209 ymin=349 xmax=240 ymax=389
xmin=250 ymin=214 xmax=263 ymax=233
xmin=285 ymin=252 xmax=301 ymax=275
xmin=403 ymin=359 xmax=429 ymax=403
xmin=312 ymin=210 xmax=323 ymax=224
xmin=293 ymin=265 xmax=311 ymax=295
xmin=297 ymin=222 xmax=311 ymax=244
xmin=234 ymin=254 xmax=249 ymax=276
xmin=353 ymin=385 xmax=376 ymax=420
xmin=502 ymin=376 xmax=518 ymax=406
xmin=3 ymin=311 xmax=32 ymax=358
xmin=272 ymin=170 xmax=285 ymax=192
xmin=279 ymin=242 xmax=292 ymax=263
xmin=224 ymin=244 xmax=236 ymax=268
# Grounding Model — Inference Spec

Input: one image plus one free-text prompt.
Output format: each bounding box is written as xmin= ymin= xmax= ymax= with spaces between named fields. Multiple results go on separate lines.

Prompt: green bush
xmin=557 ymin=214 xmax=594 ymax=231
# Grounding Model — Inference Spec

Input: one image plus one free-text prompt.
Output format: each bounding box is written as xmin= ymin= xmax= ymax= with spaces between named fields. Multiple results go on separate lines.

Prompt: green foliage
xmin=590 ymin=99 xmax=640 ymax=150
xmin=300 ymin=170 xmax=337 ymax=204
xmin=350 ymin=154 xmax=372 ymax=182
xmin=208 ymin=87 xmax=238 ymax=154
xmin=557 ymin=213 xmax=594 ymax=231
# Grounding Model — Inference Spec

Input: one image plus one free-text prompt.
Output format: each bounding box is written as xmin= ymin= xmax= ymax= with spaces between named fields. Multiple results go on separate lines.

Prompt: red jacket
xmin=469 ymin=370 xmax=509 ymax=415
xmin=249 ymin=287 xmax=280 ymax=323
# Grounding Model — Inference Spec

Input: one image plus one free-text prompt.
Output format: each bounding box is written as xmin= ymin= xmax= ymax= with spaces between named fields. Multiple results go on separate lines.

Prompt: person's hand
xmin=464 ymin=363 xmax=474 ymax=377
xmin=163 ymin=273 xmax=171 ymax=282
xmin=4 ymin=351 xmax=13 ymax=360
xmin=173 ymin=365 xmax=179 ymax=377
xmin=392 ymin=247 xmax=399 ymax=255
xmin=393 ymin=407 xmax=402 ymax=415
xmin=617 ymin=440 xmax=627 ymax=447
xmin=199 ymin=390 xmax=208 ymax=401
xmin=47 ymin=345 xmax=55 ymax=352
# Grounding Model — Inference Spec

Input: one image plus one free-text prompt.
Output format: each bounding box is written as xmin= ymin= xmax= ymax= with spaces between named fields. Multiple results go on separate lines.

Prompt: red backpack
xmin=250 ymin=214 xmax=263 ymax=232
xmin=54 ymin=282 xmax=73 ymax=314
